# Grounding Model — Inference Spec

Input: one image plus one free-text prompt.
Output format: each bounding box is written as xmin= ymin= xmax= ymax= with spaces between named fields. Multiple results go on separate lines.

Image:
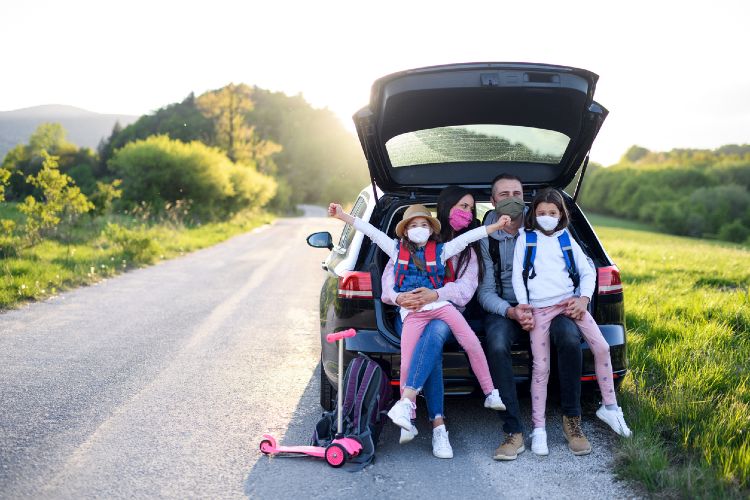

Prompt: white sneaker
xmin=387 ymin=398 xmax=416 ymax=431
xmin=596 ymin=405 xmax=632 ymax=437
xmin=399 ymin=423 xmax=418 ymax=444
xmin=530 ymin=427 xmax=549 ymax=456
xmin=432 ymin=425 xmax=453 ymax=459
xmin=484 ymin=389 xmax=506 ymax=411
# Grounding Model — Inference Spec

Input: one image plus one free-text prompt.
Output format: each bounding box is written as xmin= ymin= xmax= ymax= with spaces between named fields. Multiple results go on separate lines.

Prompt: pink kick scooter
xmin=259 ymin=328 xmax=363 ymax=468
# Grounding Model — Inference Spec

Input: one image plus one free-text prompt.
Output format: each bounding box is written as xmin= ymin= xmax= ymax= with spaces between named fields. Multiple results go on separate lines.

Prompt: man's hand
xmin=396 ymin=287 xmax=439 ymax=310
xmin=508 ymin=304 xmax=534 ymax=331
xmin=562 ymin=296 xmax=589 ymax=321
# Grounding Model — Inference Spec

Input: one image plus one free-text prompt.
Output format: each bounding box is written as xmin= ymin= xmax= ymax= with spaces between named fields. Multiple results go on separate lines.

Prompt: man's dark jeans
xmin=484 ymin=312 xmax=583 ymax=435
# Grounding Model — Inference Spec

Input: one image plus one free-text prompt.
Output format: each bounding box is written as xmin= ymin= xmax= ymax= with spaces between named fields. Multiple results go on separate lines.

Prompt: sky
xmin=1 ymin=0 xmax=748 ymax=166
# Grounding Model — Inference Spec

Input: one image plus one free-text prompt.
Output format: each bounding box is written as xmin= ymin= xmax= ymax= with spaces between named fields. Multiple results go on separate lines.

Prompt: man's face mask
xmin=494 ymin=196 xmax=525 ymax=220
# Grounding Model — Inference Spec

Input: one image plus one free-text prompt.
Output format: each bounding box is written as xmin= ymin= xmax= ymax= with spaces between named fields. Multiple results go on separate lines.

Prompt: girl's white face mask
xmin=407 ymin=227 xmax=431 ymax=245
xmin=536 ymin=215 xmax=559 ymax=232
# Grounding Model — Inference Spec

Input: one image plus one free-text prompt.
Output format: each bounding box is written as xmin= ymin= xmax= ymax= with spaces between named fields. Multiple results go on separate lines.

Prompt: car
xmin=307 ymin=62 xmax=626 ymax=411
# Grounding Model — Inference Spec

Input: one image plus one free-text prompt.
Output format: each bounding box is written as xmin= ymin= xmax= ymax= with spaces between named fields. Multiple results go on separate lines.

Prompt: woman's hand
xmin=396 ymin=287 xmax=439 ymax=310
xmin=562 ymin=296 xmax=589 ymax=320
xmin=328 ymin=203 xmax=354 ymax=224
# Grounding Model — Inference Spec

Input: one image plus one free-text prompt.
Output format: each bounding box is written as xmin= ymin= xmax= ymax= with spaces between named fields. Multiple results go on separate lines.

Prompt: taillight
xmin=597 ymin=265 xmax=623 ymax=295
xmin=337 ymin=271 xmax=373 ymax=299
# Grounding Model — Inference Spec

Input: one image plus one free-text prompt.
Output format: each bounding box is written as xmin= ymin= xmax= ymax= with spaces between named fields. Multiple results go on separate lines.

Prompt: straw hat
xmin=395 ymin=204 xmax=441 ymax=238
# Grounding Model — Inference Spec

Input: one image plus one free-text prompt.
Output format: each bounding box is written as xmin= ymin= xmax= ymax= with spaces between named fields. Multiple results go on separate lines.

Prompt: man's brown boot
xmin=562 ymin=415 xmax=592 ymax=456
xmin=492 ymin=432 xmax=525 ymax=460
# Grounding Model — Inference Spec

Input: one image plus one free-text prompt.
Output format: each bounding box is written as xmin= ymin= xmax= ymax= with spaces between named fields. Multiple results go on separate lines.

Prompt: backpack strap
xmin=423 ymin=240 xmax=440 ymax=288
xmin=557 ymin=230 xmax=580 ymax=289
xmin=395 ymin=243 xmax=411 ymax=287
xmin=444 ymin=258 xmax=455 ymax=284
xmin=342 ymin=357 xmax=365 ymax=421
xmin=487 ymin=237 xmax=502 ymax=296
xmin=352 ymin=361 xmax=378 ymax=434
xmin=521 ymin=230 xmax=537 ymax=301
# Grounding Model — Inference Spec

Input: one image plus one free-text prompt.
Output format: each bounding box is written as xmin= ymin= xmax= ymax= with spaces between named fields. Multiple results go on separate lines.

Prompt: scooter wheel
xmin=259 ymin=439 xmax=274 ymax=455
xmin=325 ymin=443 xmax=347 ymax=468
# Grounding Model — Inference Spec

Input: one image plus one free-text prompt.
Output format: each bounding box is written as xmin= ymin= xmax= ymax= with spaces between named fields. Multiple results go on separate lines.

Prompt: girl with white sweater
xmin=512 ymin=188 xmax=632 ymax=456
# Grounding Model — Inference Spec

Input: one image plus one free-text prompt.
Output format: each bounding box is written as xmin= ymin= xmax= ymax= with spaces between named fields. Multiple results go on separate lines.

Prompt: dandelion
xmin=100 ymin=264 xmax=106 ymax=269
xmin=21 ymin=284 xmax=26 ymax=289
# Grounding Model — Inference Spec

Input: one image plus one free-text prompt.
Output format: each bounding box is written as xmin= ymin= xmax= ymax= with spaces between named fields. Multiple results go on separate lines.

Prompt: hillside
xmin=0 ymin=105 xmax=138 ymax=160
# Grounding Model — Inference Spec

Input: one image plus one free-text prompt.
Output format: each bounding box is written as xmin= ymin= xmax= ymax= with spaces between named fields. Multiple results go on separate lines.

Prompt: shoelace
xmin=502 ymin=433 xmax=518 ymax=446
xmin=566 ymin=417 xmax=585 ymax=439
xmin=434 ymin=431 xmax=450 ymax=450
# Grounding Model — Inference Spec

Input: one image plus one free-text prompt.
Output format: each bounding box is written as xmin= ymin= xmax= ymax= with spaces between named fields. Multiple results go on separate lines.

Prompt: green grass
xmin=0 ymin=206 xmax=274 ymax=310
xmin=590 ymin=214 xmax=750 ymax=498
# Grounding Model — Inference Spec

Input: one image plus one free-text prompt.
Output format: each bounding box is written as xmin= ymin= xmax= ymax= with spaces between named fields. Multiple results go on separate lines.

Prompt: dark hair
xmin=490 ymin=173 xmax=523 ymax=193
xmin=436 ymin=186 xmax=485 ymax=282
xmin=525 ymin=188 xmax=570 ymax=234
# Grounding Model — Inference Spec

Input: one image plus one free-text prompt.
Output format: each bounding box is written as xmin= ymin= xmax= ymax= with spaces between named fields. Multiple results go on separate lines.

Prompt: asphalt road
xmin=0 ymin=213 xmax=637 ymax=499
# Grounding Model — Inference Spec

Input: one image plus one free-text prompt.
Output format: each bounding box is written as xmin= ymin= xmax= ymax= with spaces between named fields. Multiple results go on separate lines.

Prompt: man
xmin=478 ymin=173 xmax=591 ymax=459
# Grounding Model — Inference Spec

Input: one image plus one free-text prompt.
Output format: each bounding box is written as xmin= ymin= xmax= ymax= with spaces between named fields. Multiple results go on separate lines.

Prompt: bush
xmin=717 ymin=219 xmax=750 ymax=243
xmin=109 ymin=135 xmax=276 ymax=220
xmin=18 ymin=152 xmax=94 ymax=244
xmin=102 ymin=223 xmax=162 ymax=263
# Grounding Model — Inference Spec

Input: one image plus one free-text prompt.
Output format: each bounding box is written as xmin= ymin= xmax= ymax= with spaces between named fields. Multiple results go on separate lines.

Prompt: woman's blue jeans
xmin=395 ymin=314 xmax=454 ymax=421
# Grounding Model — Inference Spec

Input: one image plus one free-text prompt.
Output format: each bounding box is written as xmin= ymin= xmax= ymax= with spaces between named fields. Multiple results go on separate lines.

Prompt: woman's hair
xmin=436 ymin=186 xmax=485 ymax=282
xmin=525 ymin=187 xmax=570 ymax=234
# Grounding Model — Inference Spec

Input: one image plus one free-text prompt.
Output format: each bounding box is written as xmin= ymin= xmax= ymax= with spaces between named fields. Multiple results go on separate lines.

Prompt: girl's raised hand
xmin=486 ymin=214 xmax=512 ymax=234
xmin=328 ymin=203 xmax=354 ymax=224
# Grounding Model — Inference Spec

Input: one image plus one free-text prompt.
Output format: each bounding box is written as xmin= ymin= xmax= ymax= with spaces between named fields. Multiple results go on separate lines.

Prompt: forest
xmin=578 ymin=145 xmax=750 ymax=244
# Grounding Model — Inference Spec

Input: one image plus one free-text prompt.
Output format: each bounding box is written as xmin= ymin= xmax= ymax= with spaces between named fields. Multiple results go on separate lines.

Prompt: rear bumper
xmin=322 ymin=324 xmax=628 ymax=390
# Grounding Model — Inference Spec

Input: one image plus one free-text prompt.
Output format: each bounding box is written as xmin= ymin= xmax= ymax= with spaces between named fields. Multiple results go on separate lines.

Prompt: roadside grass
xmin=0 ymin=205 xmax=274 ymax=310
xmin=591 ymin=215 xmax=750 ymax=498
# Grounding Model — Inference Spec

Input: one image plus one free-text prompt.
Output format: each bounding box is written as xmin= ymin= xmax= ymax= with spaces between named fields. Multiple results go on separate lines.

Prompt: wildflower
xmin=90 ymin=266 xmax=95 ymax=273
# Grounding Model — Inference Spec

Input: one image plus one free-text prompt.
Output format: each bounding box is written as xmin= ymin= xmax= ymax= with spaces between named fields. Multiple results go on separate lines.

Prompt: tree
xmin=0 ymin=164 xmax=9 ymax=201
xmin=195 ymin=83 xmax=281 ymax=165
xmin=622 ymin=145 xmax=650 ymax=163
xmin=18 ymin=152 xmax=94 ymax=243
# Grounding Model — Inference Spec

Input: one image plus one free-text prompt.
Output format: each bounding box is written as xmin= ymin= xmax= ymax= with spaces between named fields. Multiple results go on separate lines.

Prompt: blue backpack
xmin=311 ymin=356 xmax=392 ymax=471
xmin=522 ymin=230 xmax=580 ymax=299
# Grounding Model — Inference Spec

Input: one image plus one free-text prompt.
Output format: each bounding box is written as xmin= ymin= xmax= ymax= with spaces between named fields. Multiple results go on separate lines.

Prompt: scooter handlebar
xmin=326 ymin=328 xmax=357 ymax=343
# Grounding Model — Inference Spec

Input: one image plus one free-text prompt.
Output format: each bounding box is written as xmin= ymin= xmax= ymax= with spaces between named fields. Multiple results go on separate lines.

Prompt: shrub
xmin=102 ymin=223 xmax=161 ymax=263
xmin=18 ymin=152 xmax=94 ymax=244
xmin=109 ymin=135 xmax=276 ymax=220
xmin=717 ymin=219 xmax=750 ymax=243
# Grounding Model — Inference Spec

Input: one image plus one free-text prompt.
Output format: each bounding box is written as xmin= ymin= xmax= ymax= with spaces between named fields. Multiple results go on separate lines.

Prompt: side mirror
xmin=307 ymin=231 xmax=333 ymax=250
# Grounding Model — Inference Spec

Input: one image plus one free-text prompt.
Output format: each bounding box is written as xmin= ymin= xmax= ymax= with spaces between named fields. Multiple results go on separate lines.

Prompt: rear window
xmin=385 ymin=124 xmax=569 ymax=168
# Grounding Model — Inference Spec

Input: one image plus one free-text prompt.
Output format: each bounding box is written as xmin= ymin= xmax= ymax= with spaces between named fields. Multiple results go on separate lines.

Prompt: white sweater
xmin=511 ymin=229 xmax=596 ymax=308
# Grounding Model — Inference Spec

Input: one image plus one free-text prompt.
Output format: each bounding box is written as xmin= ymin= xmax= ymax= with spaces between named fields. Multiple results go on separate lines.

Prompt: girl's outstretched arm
xmin=441 ymin=214 xmax=513 ymax=263
xmin=329 ymin=202 xmax=399 ymax=260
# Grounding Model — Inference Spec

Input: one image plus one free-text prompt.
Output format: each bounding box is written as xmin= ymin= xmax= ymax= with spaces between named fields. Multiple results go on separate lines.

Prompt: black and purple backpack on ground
xmin=311 ymin=355 xmax=392 ymax=470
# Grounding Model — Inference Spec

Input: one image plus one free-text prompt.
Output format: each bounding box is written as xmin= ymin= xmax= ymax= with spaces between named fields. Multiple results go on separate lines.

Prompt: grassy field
xmin=0 ymin=203 xmax=274 ymax=310
xmin=588 ymin=214 xmax=749 ymax=498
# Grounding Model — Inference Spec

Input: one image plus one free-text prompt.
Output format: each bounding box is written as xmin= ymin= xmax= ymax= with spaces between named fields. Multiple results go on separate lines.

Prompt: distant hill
xmin=0 ymin=105 xmax=138 ymax=161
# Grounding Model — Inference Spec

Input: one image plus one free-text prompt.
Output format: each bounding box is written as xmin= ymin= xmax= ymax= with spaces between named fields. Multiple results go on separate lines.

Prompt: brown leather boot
xmin=492 ymin=432 xmax=525 ymax=460
xmin=562 ymin=415 xmax=592 ymax=455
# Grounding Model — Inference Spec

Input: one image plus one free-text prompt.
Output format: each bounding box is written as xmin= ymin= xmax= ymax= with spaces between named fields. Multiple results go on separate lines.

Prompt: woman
xmin=381 ymin=186 xmax=485 ymax=459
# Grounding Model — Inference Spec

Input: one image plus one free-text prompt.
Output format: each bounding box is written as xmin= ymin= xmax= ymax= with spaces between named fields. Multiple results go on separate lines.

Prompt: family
xmin=328 ymin=174 xmax=631 ymax=460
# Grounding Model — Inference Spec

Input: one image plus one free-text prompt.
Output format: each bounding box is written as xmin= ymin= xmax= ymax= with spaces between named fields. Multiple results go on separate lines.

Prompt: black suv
xmin=308 ymin=62 xmax=626 ymax=411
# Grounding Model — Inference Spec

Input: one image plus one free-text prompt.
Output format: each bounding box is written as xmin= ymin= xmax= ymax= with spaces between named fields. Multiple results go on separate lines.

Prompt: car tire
xmin=319 ymin=360 xmax=336 ymax=411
